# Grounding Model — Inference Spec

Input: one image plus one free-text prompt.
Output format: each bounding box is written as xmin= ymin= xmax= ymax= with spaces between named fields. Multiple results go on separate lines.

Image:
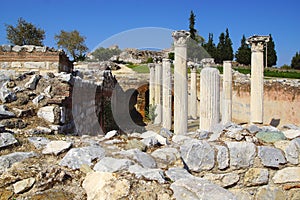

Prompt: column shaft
xmin=222 ymin=61 xmax=232 ymax=124
xmin=154 ymin=63 xmax=162 ymax=124
xmin=190 ymin=67 xmax=197 ymax=119
xmin=162 ymin=59 xmax=172 ymax=130
xmin=148 ymin=63 xmax=155 ymax=106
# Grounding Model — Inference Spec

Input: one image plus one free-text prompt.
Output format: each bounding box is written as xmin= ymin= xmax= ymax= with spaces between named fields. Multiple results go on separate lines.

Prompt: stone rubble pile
xmin=0 ymin=121 xmax=300 ymax=199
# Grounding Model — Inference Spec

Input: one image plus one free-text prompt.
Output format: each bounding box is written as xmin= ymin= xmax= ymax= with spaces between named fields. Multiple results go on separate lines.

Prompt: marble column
xmin=188 ymin=62 xmax=198 ymax=120
xmin=154 ymin=61 xmax=162 ymax=124
xmin=148 ymin=63 xmax=155 ymax=106
xmin=200 ymin=67 xmax=220 ymax=131
xmin=172 ymin=30 xmax=190 ymax=134
xmin=162 ymin=59 xmax=172 ymax=130
xmin=222 ymin=61 xmax=232 ymax=124
xmin=247 ymin=36 xmax=270 ymax=124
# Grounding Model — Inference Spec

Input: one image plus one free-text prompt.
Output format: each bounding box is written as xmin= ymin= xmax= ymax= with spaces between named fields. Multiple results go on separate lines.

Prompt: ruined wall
xmin=0 ymin=45 xmax=73 ymax=74
xmin=232 ymin=80 xmax=300 ymax=126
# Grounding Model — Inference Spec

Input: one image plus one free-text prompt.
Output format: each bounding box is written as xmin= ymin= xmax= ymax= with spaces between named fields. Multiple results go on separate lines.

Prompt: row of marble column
xmin=149 ymin=31 xmax=268 ymax=134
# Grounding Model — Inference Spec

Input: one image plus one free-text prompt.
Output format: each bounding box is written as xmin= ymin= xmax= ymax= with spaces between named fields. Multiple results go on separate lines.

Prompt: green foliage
xmin=146 ymin=57 xmax=154 ymax=63
xmin=168 ymin=52 xmax=174 ymax=60
xmin=280 ymin=64 xmax=291 ymax=70
xmin=291 ymin=51 xmax=300 ymax=70
xmin=6 ymin=18 xmax=45 ymax=46
xmin=202 ymin=33 xmax=217 ymax=59
xmin=92 ymin=47 xmax=121 ymax=61
xmin=224 ymin=28 xmax=234 ymax=61
xmin=145 ymin=104 xmax=157 ymax=122
xmin=189 ymin=10 xmax=197 ymax=41
xmin=235 ymin=35 xmax=251 ymax=66
xmin=55 ymin=30 xmax=88 ymax=62
xmin=264 ymin=34 xmax=277 ymax=67
xmin=126 ymin=64 xmax=149 ymax=73
xmin=215 ymin=29 xmax=234 ymax=64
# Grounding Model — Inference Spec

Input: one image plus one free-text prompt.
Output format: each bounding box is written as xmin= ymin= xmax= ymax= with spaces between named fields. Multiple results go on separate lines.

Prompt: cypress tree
xmin=202 ymin=33 xmax=216 ymax=59
xmin=224 ymin=28 xmax=234 ymax=61
xmin=189 ymin=10 xmax=197 ymax=41
xmin=264 ymin=34 xmax=277 ymax=67
xmin=216 ymin=32 xmax=225 ymax=64
xmin=235 ymin=35 xmax=251 ymax=66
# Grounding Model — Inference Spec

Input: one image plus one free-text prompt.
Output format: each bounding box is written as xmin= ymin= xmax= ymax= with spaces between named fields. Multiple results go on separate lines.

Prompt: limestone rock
xmin=82 ymin=172 xmax=131 ymax=200
xmin=140 ymin=130 xmax=168 ymax=145
xmin=125 ymin=139 xmax=147 ymax=152
xmin=151 ymin=147 xmax=180 ymax=168
xmin=37 ymin=105 xmax=60 ymax=124
xmin=285 ymin=138 xmax=300 ymax=164
xmin=0 ymin=105 xmax=15 ymax=119
xmin=180 ymin=139 xmax=215 ymax=172
xmin=171 ymin=177 xmax=237 ymax=200
xmin=25 ymin=74 xmax=41 ymax=90
xmin=28 ymin=137 xmax=50 ymax=149
xmin=247 ymin=124 xmax=261 ymax=134
xmin=0 ymin=88 xmax=17 ymax=103
xmin=104 ymin=130 xmax=118 ymax=139
xmin=229 ymin=189 xmax=252 ymax=200
xmin=13 ymin=177 xmax=35 ymax=194
xmin=172 ymin=134 xmax=190 ymax=144
xmin=1 ymin=119 xmax=27 ymax=129
xmin=256 ymin=131 xmax=286 ymax=143
xmin=32 ymin=94 xmax=45 ymax=105
xmin=128 ymin=164 xmax=166 ymax=183
xmin=255 ymin=185 xmax=286 ymax=200
xmin=42 ymin=140 xmax=72 ymax=155
xmin=0 ymin=132 xmax=18 ymax=149
xmin=93 ymin=157 xmax=133 ymax=173
xmin=203 ymin=172 xmax=240 ymax=188
xmin=226 ymin=142 xmax=256 ymax=169
xmin=258 ymin=146 xmax=286 ymax=167
xmin=244 ymin=168 xmax=269 ymax=186
xmin=27 ymin=126 xmax=52 ymax=135
xmin=165 ymin=167 xmax=193 ymax=182
xmin=115 ymin=149 xmax=156 ymax=168
xmin=59 ymin=146 xmax=106 ymax=169
xmin=0 ymin=152 xmax=36 ymax=174
xmin=283 ymin=129 xmax=300 ymax=139
xmin=214 ymin=145 xmax=229 ymax=170
xmin=272 ymin=167 xmax=300 ymax=183
xmin=141 ymin=137 xmax=159 ymax=147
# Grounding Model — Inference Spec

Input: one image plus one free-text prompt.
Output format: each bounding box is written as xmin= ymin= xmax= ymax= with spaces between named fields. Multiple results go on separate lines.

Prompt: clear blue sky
xmin=0 ymin=0 xmax=299 ymax=66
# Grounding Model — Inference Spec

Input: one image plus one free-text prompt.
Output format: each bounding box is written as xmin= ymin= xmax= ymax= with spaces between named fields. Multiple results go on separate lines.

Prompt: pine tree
xmin=215 ymin=32 xmax=225 ymax=64
xmin=202 ymin=33 xmax=216 ymax=59
xmin=264 ymin=34 xmax=277 ymax=67
xmin=224 ymin=28 xmax=234 ymax=61
xmin=189 ymin=10 xmax=197 ymax=41
xmin=235 ymin=35 xmax=251 ymax=66
xmin=291 ymin=51 xmax=300 ymax=70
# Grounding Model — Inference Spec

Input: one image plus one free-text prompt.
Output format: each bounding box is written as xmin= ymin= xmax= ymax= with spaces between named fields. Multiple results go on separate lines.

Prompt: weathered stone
xmin=28 ymin=137 xmax=50 ymax=149
xmin=27 ymin=126 xmax=52 ymax=135
xmin=256 ymin=185 xmax=286 ymax=200
xmin=226 ymin=142 xmax=256 ymax=169
xmin=25 ymin=74 xmax=41 ymax=90
xmin=141 ymin=137 xmax=159 ymax=147
xmin=273 ymin=167 xmax=300 ymax=183
xmin=128 ymin=164 xmax=166 ymax=183
xmin=140 ymin=131 xmax=168 ymax=145
xmin=258 ymin=146 xmax=286 ymax=167
xmin=37 ymin=105 xmax=60 ymax=124
xmin=59 ymin=146 xmax=105 ymax=169
xmin=285 ymin=138 xmax=300 ymax=164
xmin=214 ymin=145 xmax=229 ymax=170
xmin=256 ymin=131 xmax=286 ymax=143
xmin=0 ymin=132 xmax=18 ymax=149
xmin=208 ymin=123 xmax=224 ymax=141
xmin=0 ymin=106 xmax=15 ymax=119
xmin=83 ymin=172 xmax=131 ymax=200
xmin=283 ymin=124 xmax=300 ymax=130
xmin=204 ymin=173 xmax=240 ymax=188
xmin=283 ymin=129 xmax=300 ymax=139
xmin=171 ymin=177 xmax=237 ymax=200
xmin=56 ymin=73 xmax=73 ymax=84
xmin=116 ymin=149 xmax=156 ymax=168
xmin=12 ymin=45 xmax=23 ymax=52
xmin=180 ymin=139 xmax=215 ymax=172
xmin=42 ymin=140 xmax=72 ymax=155
xmin=1 ymin=119 xmax=27 ymax=129
xmin=104 ymin=130 xmax=118 ymax=139
xmin=94 ymin=157 xmax=133 ymax=172
xmin=165 ymin=167 xmax=193 ymax=182
xmin=229 ymin=189 xmax=252 ymax=200
xmin=13 ymin=177 xmax=35 ymax=194
xmin=0 ymin=152 xmax=36 ymax=174
xmin=151 ymin=147 xmax=180 ymax=168
xmin=172 ymin=134 xmax=190 ymax=144
xmin=12 ymin=107 xmax=34 ymax=118
xmin=244 ymin=168 xmax=269 ymax=186
xmin=0 ymin=88 xmax=17 ymax=103
xmin=1 ymin=44 xmax=12 ymax=52
xmin=159 ymin=127 xmax=173 ymax=139
xmin=125 ymin=139 xmax=147 ymax=152
xmin=32 ymin=94 xmax=45 ymax=105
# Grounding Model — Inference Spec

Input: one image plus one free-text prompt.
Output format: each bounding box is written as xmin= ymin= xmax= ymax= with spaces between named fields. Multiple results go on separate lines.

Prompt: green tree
xmin=92 ymin=47 xmax=121 ymax=61
xmin=189 ymin=10 xmax=197 ymax=41
xmin=5 ymin=18 xmax=45 ymax=46
xmin=291 ymin=51 xmax=300 ymax=70
xmin=55 ymin=30 xmax=88 ymax=62
xmin=264 ymin=34 xmax=277 ymax=67
xmin=235 ymin=35 xmax=251 ymax=66
xmin=215 ymin=32 xmax=225 ymax=64
xmin=202 ymin=33 xmax=216 ymax=59
xmin=224 ymin=28 xmax=234 ymax=61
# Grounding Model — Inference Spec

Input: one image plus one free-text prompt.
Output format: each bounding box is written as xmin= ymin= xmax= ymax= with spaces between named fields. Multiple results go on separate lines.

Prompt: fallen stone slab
xmin=42 ymin=140 xmax=72 ymax=155
xmin=0 ymin=152 xmax=37 ymax=174
xmin=59 ymin=146 xmax=106 ymax=170
xmin=93 ymin=157 xmax=133 ymax=173
xmin=128 ymin=164 xmax=166 ymax=184
xmin=0 ymin=132 xmax=18 ymax=149
xmin=171 ymin=177 xmax=237 ymax=200
xmin=28 ymin=137 xmax=50 ymax=149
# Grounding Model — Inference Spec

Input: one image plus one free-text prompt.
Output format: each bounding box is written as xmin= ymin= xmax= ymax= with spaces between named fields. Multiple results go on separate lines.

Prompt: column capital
xmin=148 ymin=63 xmax=155 ymax=69
xmin=172 ymin=30 xmax=190 ymax=47
xmin=247 ymin=35 xmax=270 ymax=52
xmin=187 ymin=61 xmax=199 ymax=72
